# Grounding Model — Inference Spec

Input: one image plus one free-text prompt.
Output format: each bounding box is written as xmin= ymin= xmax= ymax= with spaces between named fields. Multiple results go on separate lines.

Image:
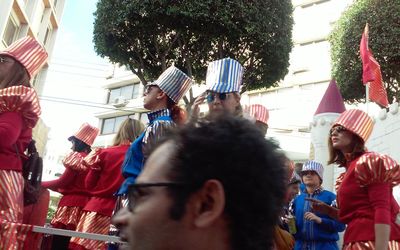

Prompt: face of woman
xmin=143 ymin=85 xmax=162 ymax=110
xmin=207 ymin=91 xmax=240 ymax=115
xmin=0 ymin=56 xmax=17 ymax=88
xmin=330 ymin=125 xmax=355 ymax=153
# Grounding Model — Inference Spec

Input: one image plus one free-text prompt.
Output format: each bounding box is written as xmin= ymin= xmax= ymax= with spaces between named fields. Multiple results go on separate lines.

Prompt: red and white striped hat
xmin=332 ymin=109 xmax=373 ymax=142
xmin=245 ymin=104 xmax=269 ymax=125
xmin=0 ymin=37 xmax=48 ymax=79
xmin=68 ymin=123 xmax=99 ymax=146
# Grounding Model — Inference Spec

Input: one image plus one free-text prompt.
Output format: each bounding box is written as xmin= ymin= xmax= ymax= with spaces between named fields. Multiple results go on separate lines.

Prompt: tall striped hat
xmin=332 ymin=109 xmax=373 ymax=142
xmin=68 ymin=123 xmax=99 ymax=146
xmin=301 ymin=160 xmax=324 ymax=181
xmin=206 ymin=58 xmax=244 ymax=93
xmin=0 ymin=37 xmax=48 ymax=79
xmin=245 ymin=104 xmax=269 ymax=125
xmin=150 ymin=65 xmax=193 ymax=103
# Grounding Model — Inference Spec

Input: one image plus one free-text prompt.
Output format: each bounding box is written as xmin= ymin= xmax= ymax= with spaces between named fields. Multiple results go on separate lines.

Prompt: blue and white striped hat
xmin=301 ymin=160 xmax=324 ymax=181
xmin=150 ymin=65 xmax=193 ymax=103
xmin=206 ymin=58 xmax=244 ymax=93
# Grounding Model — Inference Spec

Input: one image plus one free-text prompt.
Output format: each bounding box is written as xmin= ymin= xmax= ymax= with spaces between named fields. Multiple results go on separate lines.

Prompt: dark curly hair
xmin=156 ymin=114 xmax=287 ymax=250
xmin=69 ymin=136 xmax=91 ymax=153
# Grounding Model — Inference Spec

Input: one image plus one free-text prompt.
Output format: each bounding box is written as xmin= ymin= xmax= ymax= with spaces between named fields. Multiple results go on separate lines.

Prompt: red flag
xmin=359 ymin=24 xmax=389 ymax=107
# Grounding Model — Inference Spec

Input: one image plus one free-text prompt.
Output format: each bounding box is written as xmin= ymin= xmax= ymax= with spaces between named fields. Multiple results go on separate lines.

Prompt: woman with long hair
xmin=69 ymin=118 xmax=144 ymax=250
xmin=310 ymin=109 xmax=400 ymax=249
xmin=42 ymin=123 xmax=99 ymax=249
xmin=0 ymin=37 xmax=47 ymax=249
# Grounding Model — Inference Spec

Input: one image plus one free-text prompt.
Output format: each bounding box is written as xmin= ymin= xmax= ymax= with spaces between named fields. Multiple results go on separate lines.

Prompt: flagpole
xmin=366 ymin=82 xmax=370 ymax=114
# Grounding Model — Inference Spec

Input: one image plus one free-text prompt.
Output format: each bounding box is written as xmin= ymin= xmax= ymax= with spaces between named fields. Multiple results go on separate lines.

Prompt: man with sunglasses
xmin=191 ymin=58 xmax=243 ymax=119
xmin=112 ymin=114 xmax=288 ymax=250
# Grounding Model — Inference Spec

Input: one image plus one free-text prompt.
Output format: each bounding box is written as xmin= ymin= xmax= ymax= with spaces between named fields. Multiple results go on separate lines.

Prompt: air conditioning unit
xmin=112 ymin=96 xmax=128 ymax=107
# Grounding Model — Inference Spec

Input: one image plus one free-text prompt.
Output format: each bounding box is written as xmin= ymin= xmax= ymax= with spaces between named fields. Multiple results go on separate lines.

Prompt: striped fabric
xmin=333 ymin=109 xmax=374 ymax=142
xmin=70 ymin=211 xmax=111 ymax=250
xmin=245 ymin=104 xmax=269 ymax=124
xmin=51 ymin=206 xmax=84 ymax=230
xmin=206 ymin=58 xmax=243 ymax=93
xmin=68 ymin=123 xmax=99 ymax=146
xmin=301 ymin=160 xmax=324 ymax=180
xmin=355 ymin=152 xmax=400 ymax=188
xmin=0 ymin=36 xmax=48 ymax=79
xmin=0 ymin=170 xmax=27 ymax=249
xmin=150 ymin=66 xmax=193 ymax=103
xmin=0 ymin=221 xmax=33 ymax=250
xmin=0 ymin=170 xmax=24 ymax=223
xmin=343 ymin=240 xmax=400 ymax=249
xmin=62 ymin=152 xmax=87 ymax=171
xmin=0 ymin=86 xmax=41 ymax=128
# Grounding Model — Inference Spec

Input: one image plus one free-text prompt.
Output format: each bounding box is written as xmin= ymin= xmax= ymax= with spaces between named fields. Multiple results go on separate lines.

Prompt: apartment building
xmin=0 ymin=0 xmax=66 ymax=154
xmin=242 ymin=0 xmax=353 ymax=161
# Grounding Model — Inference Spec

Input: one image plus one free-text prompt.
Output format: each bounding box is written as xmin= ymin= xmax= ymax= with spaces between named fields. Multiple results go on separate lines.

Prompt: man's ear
xmin=156 ymin=90 xmax=167 ymax=100
xmin=188 ymin=179 xmax=225 ymax=228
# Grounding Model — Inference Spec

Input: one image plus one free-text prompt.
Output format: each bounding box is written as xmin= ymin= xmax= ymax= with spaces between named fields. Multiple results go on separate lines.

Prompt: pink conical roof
xmin=314 ymin=79 xmax=346 ymax=115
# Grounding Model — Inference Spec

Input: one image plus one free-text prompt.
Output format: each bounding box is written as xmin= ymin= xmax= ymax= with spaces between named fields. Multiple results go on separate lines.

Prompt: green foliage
xmin=93 ymin=0 xmax=293 ymax=96
xmin=330 ymin=0 xmax=400 ymax=104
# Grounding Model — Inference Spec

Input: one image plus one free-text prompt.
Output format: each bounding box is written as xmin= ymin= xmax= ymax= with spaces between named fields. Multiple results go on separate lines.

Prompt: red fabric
xmin=23 ymin=189 xmax=50 ymax=250
xmin=337 ymin=154 xmax=400 ymax=244
xmin=83 ymin=145 xmax=128 ymax=216
xmin=42 ymin=152 xmax=90 ymax=208
xmin=0 ymin=112 xmax=32 ymax=171
xmin=359 ymin=24 xmax=389 ymax=107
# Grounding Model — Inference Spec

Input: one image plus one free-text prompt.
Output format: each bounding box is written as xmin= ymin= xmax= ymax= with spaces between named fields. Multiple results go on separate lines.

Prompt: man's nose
xmin=111 ymin=207 xmax=131 ymax=229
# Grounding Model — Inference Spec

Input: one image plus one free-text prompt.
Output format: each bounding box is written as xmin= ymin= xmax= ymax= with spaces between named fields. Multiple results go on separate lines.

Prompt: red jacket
xmin=42 ymin=152 xmax=90 ymax=207
xmin=337 ymin=152 xmax=400 ymax=244
xmin=0 ymin=86 xmax=40 ymax=171
xmin=83 ymin=144 xmax=129 ymax=216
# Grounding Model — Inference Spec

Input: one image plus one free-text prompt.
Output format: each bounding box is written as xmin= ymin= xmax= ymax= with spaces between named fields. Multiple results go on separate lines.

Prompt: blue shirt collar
xmin=147 ymin=108 xmax=171 ymax=123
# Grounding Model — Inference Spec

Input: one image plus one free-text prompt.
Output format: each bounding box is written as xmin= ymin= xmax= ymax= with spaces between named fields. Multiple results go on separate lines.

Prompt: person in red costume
xmin=69 ymin=117 xmax=144 ymax=250
xmin=0 ymin=36 xmax=47 ymax=249
xmin=309 ymin=109 xmax=400 ymax=249
xmin=42 ymin=123 xmax=99 ymax=250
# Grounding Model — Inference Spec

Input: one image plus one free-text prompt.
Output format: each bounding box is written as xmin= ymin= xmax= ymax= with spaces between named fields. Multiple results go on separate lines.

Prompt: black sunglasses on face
xmin=329 ymin=125 xmax=347 ymax=136
xmin=144 ymin=85 xmax=158 ymax=94
xmin=0 ymin=57 xmax=13 ymax=63
xmin=206 ymin=92 xmax=230 ymax=103
xmin=127 ymin=182 xmax=188 ymax=212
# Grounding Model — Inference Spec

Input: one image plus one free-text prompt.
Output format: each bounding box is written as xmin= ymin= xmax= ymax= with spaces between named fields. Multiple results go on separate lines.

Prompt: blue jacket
xmin=292 ymin=188 xmax=345 ymax=250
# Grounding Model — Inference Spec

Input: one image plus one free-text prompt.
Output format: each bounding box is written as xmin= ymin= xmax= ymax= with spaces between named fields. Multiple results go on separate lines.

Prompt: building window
xmin=108 ymin=83 xmax=140 ymax=103
xmin=101 ymin=115 xmax=130 ymax=134
xmin=43 ymin=25 xmax=52 ymax=46
xmin=2 ymin=16 xmax=19 ymax=46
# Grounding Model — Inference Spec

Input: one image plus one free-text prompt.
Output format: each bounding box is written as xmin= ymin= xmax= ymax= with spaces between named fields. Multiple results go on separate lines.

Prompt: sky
xmin=40 ymin=0 xmax=112 ymax=155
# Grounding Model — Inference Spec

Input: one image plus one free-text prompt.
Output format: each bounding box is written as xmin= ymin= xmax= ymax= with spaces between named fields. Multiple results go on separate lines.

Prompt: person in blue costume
xmin=108 ymin=65 xmax=192 ymax=250
xmin=116 ymin=65 xmax=192 ymax=196
xmin=292 ymin=160 xmax=345 ymax=250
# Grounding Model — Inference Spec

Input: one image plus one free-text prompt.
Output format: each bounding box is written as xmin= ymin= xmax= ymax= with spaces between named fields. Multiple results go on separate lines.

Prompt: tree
xmin=93 ymin=0 xmax=293 ymax=104
xmin=330 ymin=0 xmax=400 ymax=104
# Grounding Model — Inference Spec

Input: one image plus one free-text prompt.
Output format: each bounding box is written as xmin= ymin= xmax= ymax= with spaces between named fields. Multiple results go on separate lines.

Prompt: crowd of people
xmin=1 ymin=36 xmax=400 ymax=250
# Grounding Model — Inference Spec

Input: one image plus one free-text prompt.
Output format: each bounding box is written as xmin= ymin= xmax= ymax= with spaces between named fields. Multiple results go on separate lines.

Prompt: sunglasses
xmin=301 ymin=170 xmax=317 ymax=176
xmin=127 ymin=182 xmax=188 ymax=212
xmin=206 ymin=92 xmax=231 ymax=103
xmin=329 ymin=125 xmax=347 ymax=136
xmin=0 ymin=57 xmax=13 ymax=63
xmin=144 ymin=85 xmax=158 ymax=95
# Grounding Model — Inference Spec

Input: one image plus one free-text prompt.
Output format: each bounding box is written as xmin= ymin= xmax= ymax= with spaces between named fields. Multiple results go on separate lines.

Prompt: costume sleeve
xmin=83 ymin=148 xmax=102 ymax=189
xmin=355 ymin=152 xmax=400 ymax=187
xmin=142 ymin=120 xmax=175 ymax=161
xmin=62 ymin=152 xmax=87 ymax=171
xmin=0 ymin=86 xmax=41 ymax=128
xmin=355 ymin=152 xmax=400 ymax=225
xmin=0 ymin=112 xmax=23 ymax=147
xmin=319 ymin=217 xmax=346 ymax=232
xmin=41 ymin=168 xmax=77 ymax=191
